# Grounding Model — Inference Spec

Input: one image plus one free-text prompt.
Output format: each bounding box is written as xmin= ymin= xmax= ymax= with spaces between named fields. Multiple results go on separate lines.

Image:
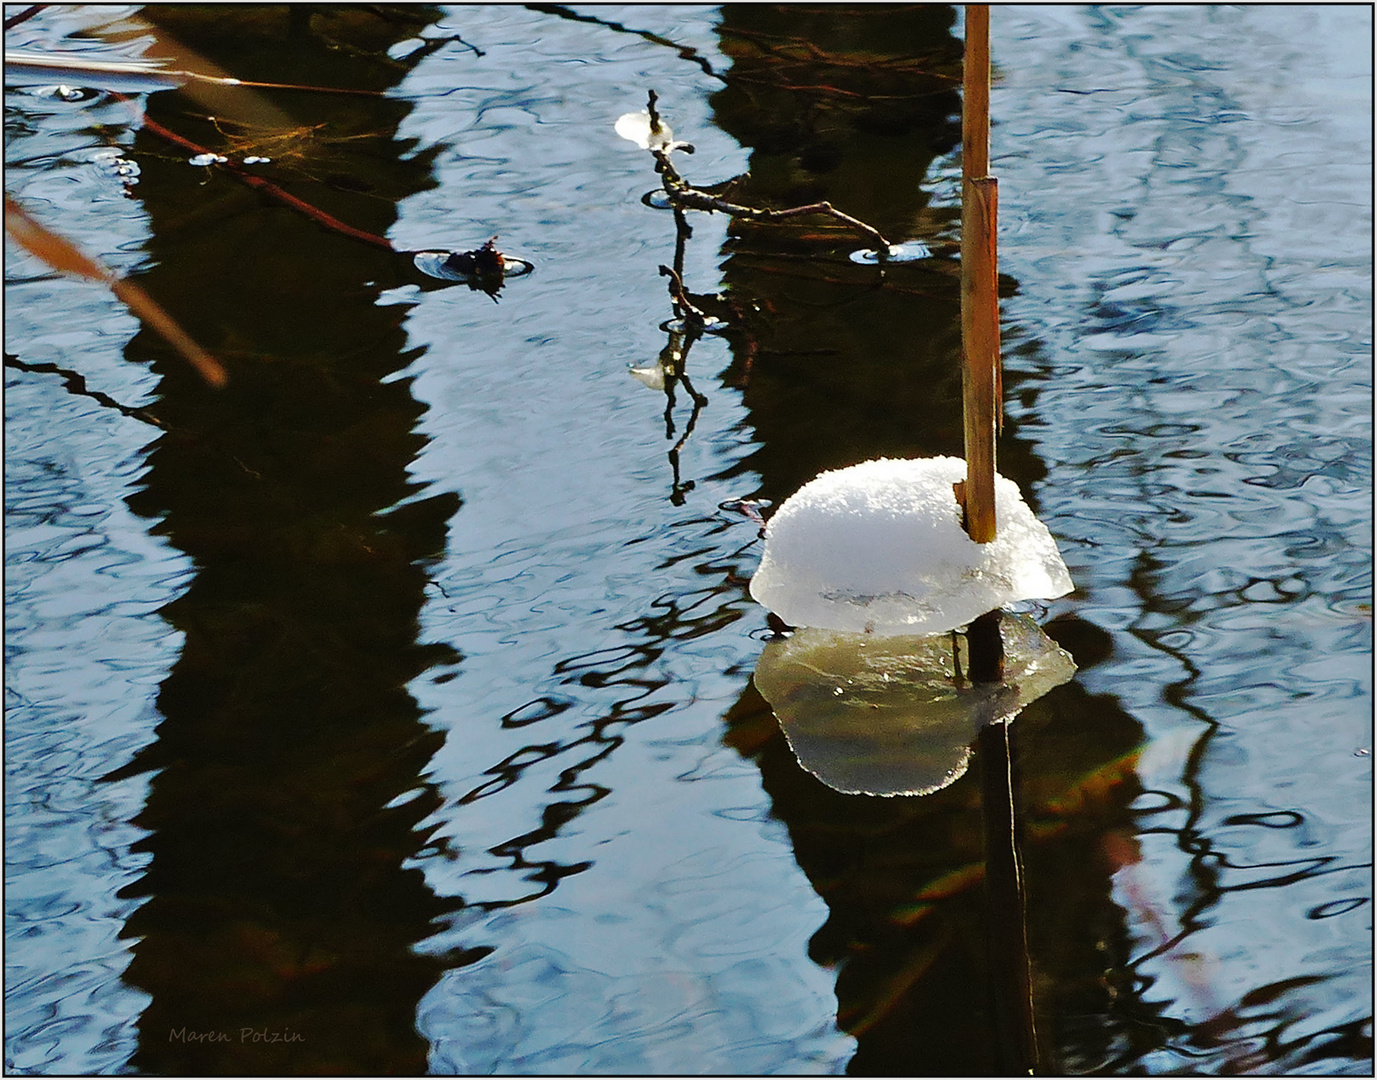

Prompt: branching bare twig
xmin=625 ymin=92 xmax=896 ymax=504
xmin=658 ymin=263 xmax=709 ymax=327
xmin=641 ymin=90 xmax=892 ymax=252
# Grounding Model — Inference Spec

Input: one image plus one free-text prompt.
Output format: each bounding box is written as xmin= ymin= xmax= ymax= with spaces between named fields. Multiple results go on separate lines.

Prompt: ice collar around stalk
xmin=750 ymin=456 xmax=1072 ymax=635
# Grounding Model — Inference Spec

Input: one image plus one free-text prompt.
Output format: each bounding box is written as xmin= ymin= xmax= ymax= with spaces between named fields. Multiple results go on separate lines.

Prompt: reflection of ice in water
xmin=750 ymin=457 xmax=1072 ymax=636
xmin=754 ymin=614 xmax=1075 ymax=797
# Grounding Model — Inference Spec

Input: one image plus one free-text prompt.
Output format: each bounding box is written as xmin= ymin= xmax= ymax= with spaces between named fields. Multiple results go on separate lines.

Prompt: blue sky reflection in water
xmin=3 ymin=3 xmax=1371 ymax=1075
xmin=982 ymin=9 xmax=1372 ymax=1071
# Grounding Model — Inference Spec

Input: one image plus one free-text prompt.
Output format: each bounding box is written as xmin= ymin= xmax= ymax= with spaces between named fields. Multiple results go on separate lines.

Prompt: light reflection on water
xmin=985 ymin=6 xmax=1371 ymax=1071
xmin=5 ymin=10 xmax=180 ymax=1070
xmin=4 ymin=3 xmax=1371 ymax=1075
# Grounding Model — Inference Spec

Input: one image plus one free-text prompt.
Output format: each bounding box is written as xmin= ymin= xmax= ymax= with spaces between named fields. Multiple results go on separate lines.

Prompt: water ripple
xmin=992 ymin=6 xmax=1370 ymax=1072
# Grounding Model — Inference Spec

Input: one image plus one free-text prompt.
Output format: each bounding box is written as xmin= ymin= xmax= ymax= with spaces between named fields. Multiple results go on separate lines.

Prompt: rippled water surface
xmin=5 ymin=4 xmax=1371 ymax=1075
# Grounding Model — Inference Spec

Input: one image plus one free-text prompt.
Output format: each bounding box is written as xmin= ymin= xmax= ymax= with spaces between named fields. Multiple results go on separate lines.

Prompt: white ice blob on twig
xmin=614 ymin=109 xmax=675 ymax=152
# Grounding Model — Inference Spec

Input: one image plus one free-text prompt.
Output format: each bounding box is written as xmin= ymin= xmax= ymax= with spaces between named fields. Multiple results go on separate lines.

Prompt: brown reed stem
xmin=113 ymin=94 xmax=396 ymax=252
xmin=960 ymin=175 xmax=999 ymax=542
xmin=4 ymin=194 xmax=227 ymax=387
xmin=963 ymin=4 xmax=991 ymax=180
xmin=959 ymin=4 xmax=1001 ymax=543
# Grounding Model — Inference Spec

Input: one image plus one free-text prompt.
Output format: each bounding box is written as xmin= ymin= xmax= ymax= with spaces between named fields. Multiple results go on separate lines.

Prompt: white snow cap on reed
xmin=750 ymin=456 xmax=1072 ymax=636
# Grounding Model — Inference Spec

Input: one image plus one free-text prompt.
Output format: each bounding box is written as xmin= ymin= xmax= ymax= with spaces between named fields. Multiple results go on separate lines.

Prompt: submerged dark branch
xmin=5 ymin=354 xmax=169 ymax=429
xmin=3 ymin=4 xmax=44 ymax=30
xmin=525 ymin=5 xmax=725 ymax=82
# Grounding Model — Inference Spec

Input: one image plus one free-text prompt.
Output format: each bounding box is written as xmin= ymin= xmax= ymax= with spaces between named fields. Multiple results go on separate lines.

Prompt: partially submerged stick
xmin=123 ymin=101 xmax=396 ymax=252
xmin=961 ymin=19 xmax=1032 ymax=1069
xmin=4 ymin=194 xmax=227 ymax=388
xmin=637 ymin=90 xmax=893 ymax=253
xmin=5 ymin=48 xmax=386 ymax=96
xmin=957 ymin=4 xmax=1006 ymax=683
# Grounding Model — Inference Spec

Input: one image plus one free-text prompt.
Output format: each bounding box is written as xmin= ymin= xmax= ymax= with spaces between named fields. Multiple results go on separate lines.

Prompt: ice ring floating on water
xmin=413 ymin=240 xmax=534 ymax=285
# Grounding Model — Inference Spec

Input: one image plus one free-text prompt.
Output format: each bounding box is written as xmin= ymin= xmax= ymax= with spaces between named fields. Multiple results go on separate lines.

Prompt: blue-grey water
xmin=5 ymin=4 xmax=1371 ymax=1074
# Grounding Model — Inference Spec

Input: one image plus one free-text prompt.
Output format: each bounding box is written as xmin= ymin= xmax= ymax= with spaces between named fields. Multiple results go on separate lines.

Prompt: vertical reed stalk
xmin=961 ymin=175 xmax=1000 ymax=543
xmin=963 ymin=4 xmax=990 ymax=180
xmin=960 ymin=3 xmax=1001 ymax=543
xmin=963 ymin=14 xmax=1031 ymax=1071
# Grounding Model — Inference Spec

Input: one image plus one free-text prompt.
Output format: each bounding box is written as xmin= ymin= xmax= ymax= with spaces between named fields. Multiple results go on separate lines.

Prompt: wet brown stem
xmin=960 ymin=175 xmax=1000 ymax=542
xmin=957 ymin=3 xmax=1001 ymax=542
xmin=123 ymin=100 xmax=397 ymax=252
xmin=5 ymin=194 xmax=227 ymax=387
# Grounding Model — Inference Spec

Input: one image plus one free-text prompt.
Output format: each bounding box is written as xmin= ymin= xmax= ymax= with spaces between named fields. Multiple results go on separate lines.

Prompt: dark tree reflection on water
xmin=707 ymin=5 xmax=1153 ymax=1073
xmin=98 ymin=8 xmax=489 ymax=1072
